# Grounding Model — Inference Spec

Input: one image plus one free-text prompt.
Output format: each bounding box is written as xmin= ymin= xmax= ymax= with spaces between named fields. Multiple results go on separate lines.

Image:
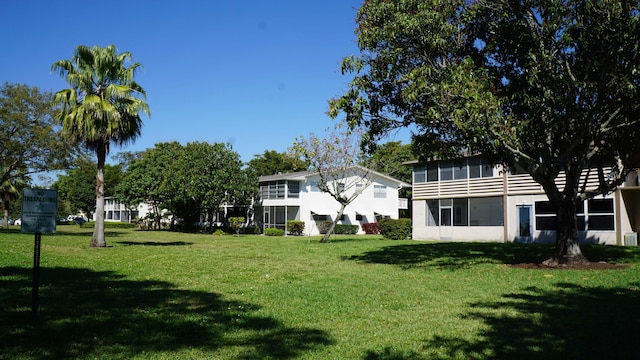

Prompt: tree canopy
xmin=331 ymin=0 xmax=640 ymax=264
xmin=246 ymin=150 xmax=309 ymax=177
xmin=52 ymin=44 xmax=150 ymax=247
xmin=1 ymin=82 xmax=77 ymax=191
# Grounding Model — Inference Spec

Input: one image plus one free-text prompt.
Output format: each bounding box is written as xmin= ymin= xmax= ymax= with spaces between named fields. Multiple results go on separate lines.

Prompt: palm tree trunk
xmin=91 ymin=145 xmax=107 ymax=247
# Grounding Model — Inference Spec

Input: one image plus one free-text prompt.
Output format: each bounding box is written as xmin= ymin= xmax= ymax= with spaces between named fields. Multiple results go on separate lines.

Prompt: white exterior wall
xmin=260 ymin=170 xmax=406 ymax=236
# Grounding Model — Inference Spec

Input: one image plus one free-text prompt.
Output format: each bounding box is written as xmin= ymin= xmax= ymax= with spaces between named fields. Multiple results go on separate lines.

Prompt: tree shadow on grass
xmin=0 ymin=266 xmax=333 ymax=359
xmin=363 ymin=282 xmax=640 ymax=359
xmin=344 ymin=242 xmax=640 ymax=270
xmin=116 ymin=241 xmax=193 ymax=246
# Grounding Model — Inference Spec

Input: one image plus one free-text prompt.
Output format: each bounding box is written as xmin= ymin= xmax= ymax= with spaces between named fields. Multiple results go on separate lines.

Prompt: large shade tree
xmin=330 ymin=0 xmax=640 ymax=265
xmin=115 ymin=142 xmax=183 ymax=229
xmin=166 ymin=142 xmax=254 ymax=232
xmin=52 ymin=45 xmax=150 ymax=247
xmin=1 ymin=82 xmax=77 ymax=226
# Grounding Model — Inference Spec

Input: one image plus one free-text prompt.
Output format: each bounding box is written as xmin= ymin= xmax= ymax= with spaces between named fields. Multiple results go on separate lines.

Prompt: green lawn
xmin=1 ymin=227 xmax=639 ymax=359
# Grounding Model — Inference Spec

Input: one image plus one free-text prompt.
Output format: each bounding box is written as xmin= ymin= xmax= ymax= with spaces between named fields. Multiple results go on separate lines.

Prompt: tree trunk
xmin=91 ymin=146 xmax=107 ymax=247
xmin=320 ymin=203 xmax=347 ymax=243
xmin=543 ymin=197 xmax=588 ymax=266
xmin=2 ymin=207 xmax=9 ymax=229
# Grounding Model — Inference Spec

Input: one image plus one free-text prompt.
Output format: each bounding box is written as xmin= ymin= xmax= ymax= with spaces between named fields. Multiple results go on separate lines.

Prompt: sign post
xmin=21 ymin=188 xmax=57 ymax=321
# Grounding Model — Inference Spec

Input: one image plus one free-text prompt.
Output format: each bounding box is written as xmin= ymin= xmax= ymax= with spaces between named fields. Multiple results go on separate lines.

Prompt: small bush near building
xmin=379 ymin=218 xmax=412 ymax=240
xmin=334 ymin=224 xmax=359 ymax=234
xmin=286 ymin=220 xmax=305 ymax=236
xmin=264 ymin=228 xmax=285 ymax=236
xmin=362 ymin=222 xmax=380 ymax=234
xmin=212 ymin=229 xmax=226 ymax=236
xmin=228 ymin=217 xmax=245 ymax=236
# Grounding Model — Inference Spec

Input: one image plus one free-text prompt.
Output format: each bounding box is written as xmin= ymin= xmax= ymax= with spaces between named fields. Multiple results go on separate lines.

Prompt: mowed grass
xmin=1 ymin=227 xmax=640 ymax=359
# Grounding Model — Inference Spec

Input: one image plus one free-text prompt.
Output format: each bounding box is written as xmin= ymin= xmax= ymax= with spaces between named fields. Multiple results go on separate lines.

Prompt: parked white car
xmin=14 ymin=218 xmax=21 ymax=226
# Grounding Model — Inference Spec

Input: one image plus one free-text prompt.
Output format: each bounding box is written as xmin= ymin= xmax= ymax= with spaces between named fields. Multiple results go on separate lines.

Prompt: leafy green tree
xmin=166 ymin=142 xmax=252 ymax=232
xmin=115 ymin=142 xmax=183 ymax=229
xmin=54 ymin=159 xmax=124 ymax=219
xmin=247 ymin=150 xmax=309 ymax=177
xmin=366 ymin=141 xmax=413 ymax=184
xmin=331 ymin=0 xmax=640 ymax=265
xmin=1 ymin=82 xmax=77 ymax=218
xmin=52 ymin=45 xmax=150 ymax=247
xmin=366 ymin=141 xmax=414 ymax=217
xmin=1 ymin=179 xmax=20 ymax=228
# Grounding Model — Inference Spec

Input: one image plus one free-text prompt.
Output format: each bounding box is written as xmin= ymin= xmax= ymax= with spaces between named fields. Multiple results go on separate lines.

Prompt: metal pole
xmin=32 ymin=233 xmax=42 ymax=321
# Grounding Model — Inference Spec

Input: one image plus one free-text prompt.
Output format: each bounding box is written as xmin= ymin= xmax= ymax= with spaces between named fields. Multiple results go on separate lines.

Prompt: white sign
xmin=21 ymin=188 xmax=58 ymax=234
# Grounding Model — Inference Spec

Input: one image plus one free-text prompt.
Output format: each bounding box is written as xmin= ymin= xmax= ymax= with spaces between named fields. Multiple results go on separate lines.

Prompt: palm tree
xmin=52 ymin=45 xmax=150 ymax=247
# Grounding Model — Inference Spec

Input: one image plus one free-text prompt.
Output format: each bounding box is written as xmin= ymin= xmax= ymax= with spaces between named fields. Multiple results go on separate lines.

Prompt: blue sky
xmin=1 ymin=0 xmax=409 ymax=164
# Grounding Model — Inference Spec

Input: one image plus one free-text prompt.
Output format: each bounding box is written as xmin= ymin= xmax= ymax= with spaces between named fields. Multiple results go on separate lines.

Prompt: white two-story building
xmin=408 ymin=156 xmax=640 ymax=245
xmin=258 ymin=167 xmax=410 ymax=235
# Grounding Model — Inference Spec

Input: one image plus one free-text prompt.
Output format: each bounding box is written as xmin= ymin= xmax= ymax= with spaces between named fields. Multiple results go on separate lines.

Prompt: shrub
xmin=379 ymin=218 xmax=412 ymax=240
xmin=264 ymin=228 xmax=285 ymax=236
xmin=212 ymin=229 xmax=226 ymax=236
xmin=362 ymin=222 xmax=380 ymax=234
xmin=334 ymin=224 xmax=359 ymax=234
xmin=286 ymin=220 xmax=305 ymax=236
xmin=228 ymin=217 xmax=245 ymax=236
xmin=80 ymin=221 xmax=136 ymax=229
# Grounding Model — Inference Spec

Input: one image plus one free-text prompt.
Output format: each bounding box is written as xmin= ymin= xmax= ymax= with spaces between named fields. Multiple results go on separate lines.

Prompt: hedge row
xmin=264 ymin=228 xmax=285 ymax=236
xmin=317 ymin=221 xmax=359 ymax=235
xmin=79 ymin=221 xmax=136 ymax=229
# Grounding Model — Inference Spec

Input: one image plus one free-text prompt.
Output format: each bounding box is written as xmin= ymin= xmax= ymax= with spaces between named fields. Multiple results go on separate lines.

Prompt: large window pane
xmin=414 ymin=165 xmax=426 ymax=183
xmin=427 ymin=165 xmax=438 ymax=182
xmin=287 ymin=181 xmax=300 ymax=198
xmin=468 ymin=158 xmax=481 ymax=178
xmin=453 ymin=198 xmax=468 ymax=226
xmin=469 ymin=197 xmax=503 ymax=226
xmin=426 ymin=200 xmax=439 ymax=226
xmin=588 ymin=199 xmax=613 ymax=213
xmin=440 ymin=161 xmax=453 ymax=181
xmin=453 ymin=160 xmax=467 ymax=180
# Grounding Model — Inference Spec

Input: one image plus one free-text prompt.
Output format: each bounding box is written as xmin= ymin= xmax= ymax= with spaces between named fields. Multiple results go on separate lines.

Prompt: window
xmin=440 ymin=161 xmax=453 ymax=181
xmin=588 ymin=198 xmax=614 ymax=230
xmin=453 ymin=162 xmax=467 ymax=180
xmin=374 ymin=184 xmax=387 ymax=198
xmin=426 ymin=200 xmax=439 ymax=226
xmin=535 ymin=201 xmax=557 ymax=230
xmin=427 ymin=164 xmax=438 ymax=182
xmin=453 ymin=198 xmax=468 ymax=226
xmin=469 ymin=197 xmax=503 ymax=226
xmin=287 ymin=181 xmax=300 ymax=198
xmin=469 ymin=158 xmax=493 ymax=178
xmin=414 ymin=165 xmax=426 ymax=183
xmin=260 ymin=181 xmax=286 ymax=199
